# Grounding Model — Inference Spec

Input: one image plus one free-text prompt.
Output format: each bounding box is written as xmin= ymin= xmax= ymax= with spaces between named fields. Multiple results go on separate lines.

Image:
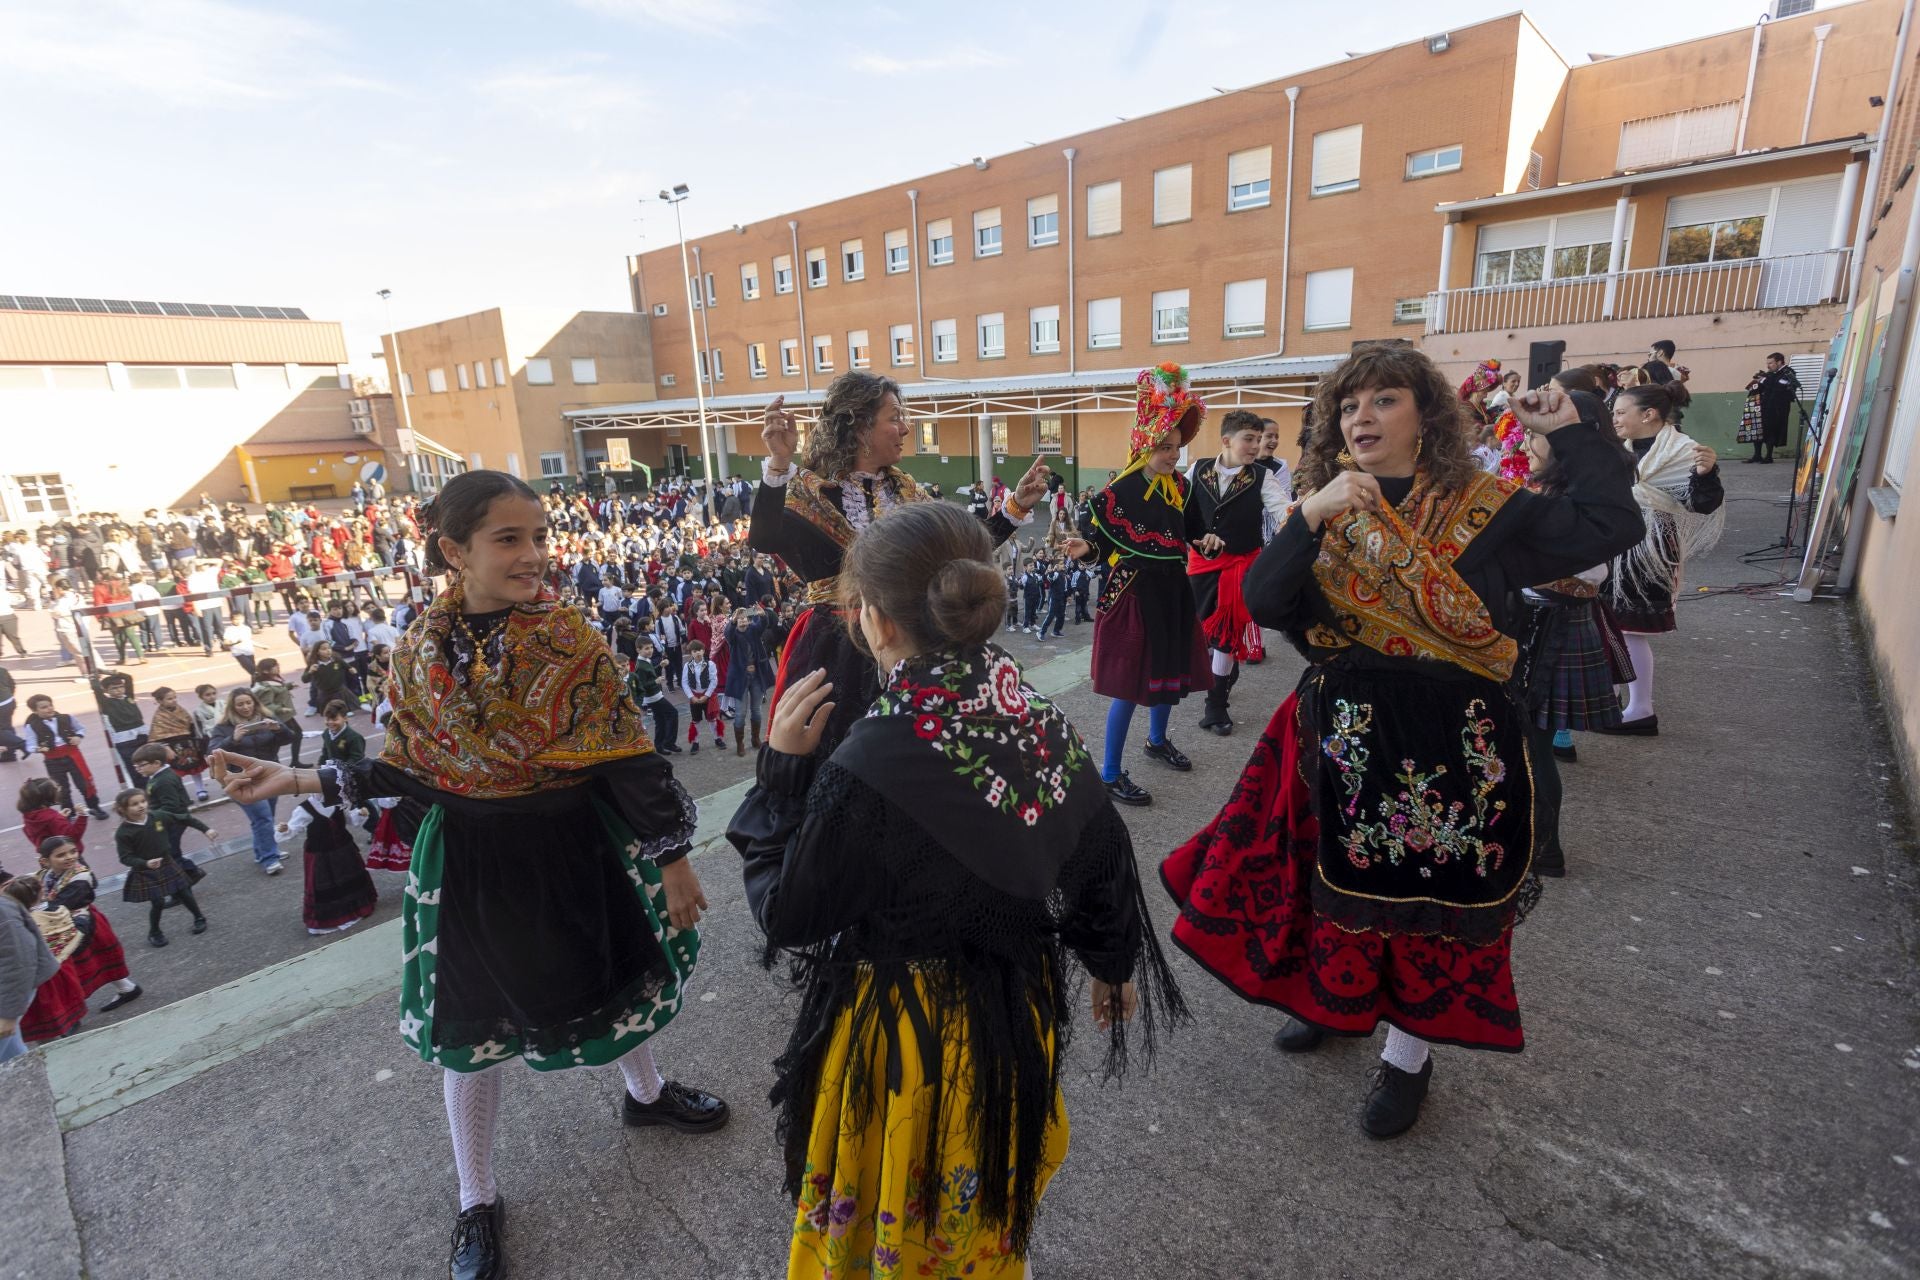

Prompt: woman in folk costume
xmin=751 ymin=372 xmax=1050 ymax=755
xmin=1188 ymin=409 xmax=1294 ymax=739
xmin=1595 ymin=381 xmax=1724 ymax=738
xmin=727 ymin=501 xmax=1183 ymax=1279
xmin=1058 ymin=363 xmax=1222 ymax=808
xmin=212 ymin=470 xmax=725 ymax=1280
xmin=1457 ymin=357 xmax=1503 ymax=430
xmin=1161 ymin=344 xmax=1643 ymax=1138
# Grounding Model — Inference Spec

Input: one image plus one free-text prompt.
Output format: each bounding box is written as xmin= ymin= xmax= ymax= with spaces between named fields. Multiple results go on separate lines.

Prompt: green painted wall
xmin=1682 ymin=391 xmax=1807 ymax=459
xmin=904 ymin=453 xmax=982 ymax=494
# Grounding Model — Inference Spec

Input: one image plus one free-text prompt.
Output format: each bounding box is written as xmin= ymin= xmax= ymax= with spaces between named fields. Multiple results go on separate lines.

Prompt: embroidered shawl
xmin=1089 ymin=467 xmax=1192 ymax=564
xmin=781 ymin=465 xmax=926 ymax=554
xmin=832 ymin=644 xmax=1105 ymax=899
xmin=1607 ymin=423 xmax=1726 ymax=611
xmin=1307 ymin=469 xmax=1521 ymax=682
xmin=381 ymin=585 xmax=653 ymax=799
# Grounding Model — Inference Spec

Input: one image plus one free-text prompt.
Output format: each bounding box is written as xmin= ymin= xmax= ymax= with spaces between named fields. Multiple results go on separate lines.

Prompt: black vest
xmin=1190 ymin=460 xmax=1266 ymax=555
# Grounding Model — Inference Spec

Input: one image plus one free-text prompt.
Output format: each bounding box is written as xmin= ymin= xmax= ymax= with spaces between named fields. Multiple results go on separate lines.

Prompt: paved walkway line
xmin=39 ymin=640 xmax=1095 ymax=1132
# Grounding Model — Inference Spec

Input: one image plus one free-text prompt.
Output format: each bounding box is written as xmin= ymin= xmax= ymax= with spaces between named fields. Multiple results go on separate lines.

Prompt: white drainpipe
xmin=908 ymin=189 xmax=926 ymax=381
xmin=1802 ymin=23 xmax=1834 ymax=145
xmin=1063 ymin=148 xmax=1077 ymax=374
xmin=1203 ymin=85 xmax=1298 ymax=367
xmin=789 ymin=219 xmax=810 ymax=393
xmin=1735 ymin=16 xmax=1767 ymax=153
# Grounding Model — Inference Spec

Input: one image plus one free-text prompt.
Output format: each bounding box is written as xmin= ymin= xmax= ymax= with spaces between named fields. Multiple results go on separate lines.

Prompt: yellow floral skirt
xmin=787 ymin=978 xmax=1069 ymax=1279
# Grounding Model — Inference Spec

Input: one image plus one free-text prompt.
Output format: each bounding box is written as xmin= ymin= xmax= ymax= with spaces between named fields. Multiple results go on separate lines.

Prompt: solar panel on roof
xmin=133 ymin=301 xmax=163 ymax=315
xmin=0 ymin=293 xmax=312 ymax=318
xmin=282 ymin=308 xmax=308 ymax=320
xmin=48 ymin=297 xmax=79 ymax=312
xmin=184 ymin=303 xmax=215 ymax=317
xmin=17 ymin=297 xmax=50 ymax=310
xmin=235 ymin=305 xmax=263 ymax=319
xmin=0 ymin=296 xmax=15 ymax=310
xmin=210 ymin=304 xmax=239 ymax=318
xmin=105 ymin=300 xmax=136 ymax=314
xmin=159 ymin=303 xmax=190 ymax=316
xmin=75 ymin=299 xmax=108 ymax=313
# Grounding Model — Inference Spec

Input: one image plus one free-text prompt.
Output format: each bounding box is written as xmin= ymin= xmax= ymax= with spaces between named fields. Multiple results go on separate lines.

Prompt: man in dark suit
xmin=1746 ymin=352 xmax=1801 ymax=465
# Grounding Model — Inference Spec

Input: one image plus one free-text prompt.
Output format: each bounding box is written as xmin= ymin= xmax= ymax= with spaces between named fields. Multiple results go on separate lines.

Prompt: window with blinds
xmin=974 ymin=207 xmax=1002 ymax=257
xmin=741 ymin=262 xmax=760 ymax=299
xmin=842 ymin=239 xmax=864 ymax=281
xmin=1304 ymin=268 xmax=1354 ymax=330
xmin=1223 ymin=279 xmax=1266 ymax=337
xmin=931 ymin=318 xmax=958 ymax=363
xmin=1028 ymin=194 xmax=1059 ymax=246
xmin=1228 ymin=146 xmax=1272 ymax=210
xmin=890 ymin=323 xmax=915 ymax=366
xmin=885 ymin=228 xmax=909 ymax=273
xmin=1087 ymin=296 xmax=1121 ymax=348
xmin=1029 ymin=305 xmax=1060 ymax=354
xmin=1312 ymin=125 xmax=1363 ymax=195
xmin=1617 ymin=102 xmax=1738 ymax=171
xmin=1151 ymin=289 xmax=1189 ymax=342
xmin=779 ymin=339 xmax=799 ymax=374
xmin=978 ymin=313 xmax=1005 ymax=358
xmin=927 ymin=218 xmax=954 ymax=265
xmin=813 ymin=335 xmax=833 ymax=372
xmin=1086 ymin=181 xmax=1122 ymax=237
xmin=805 ymin=247 xmax=827 ymax=287
xmin=773 ymin=253 xmax=793 ymax=293
xmin=1154 ymin=165 xmax=1192 ymax=225
xmin=748 ymin=343 xmax=768 ymax=377
xmin=848 ymin=330 xmax=870 ymax=369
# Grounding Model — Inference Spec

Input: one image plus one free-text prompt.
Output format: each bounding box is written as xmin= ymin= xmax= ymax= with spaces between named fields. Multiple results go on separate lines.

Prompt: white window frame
xmin=1151 ymin=290 xmax=1189 ymax=344
xmin=427 ymin=366 xmax=449 ymax=393
xmin=1303 ymin=267 xmax=1355 ymax=332
xmin=748 ymin=342 xmax=768 ymax=378
xmin=525 ymin=358 xmax=553 ymax=386
xmin=847 ymin=330 xmax=870 ymax=370
xmin=1028 ymin=195 xmax=1059 ymax=246
xmin=456 ymin=363 xmax=470 ymax=390
xmin=703 ymin=273 xmax=717 ymax=307
xmin=978 ymin=313 xmax=1005 ymax=359
xmin=988 ymin=416 xmax=1010 ymax=456
xmin=539 ymin=452 xmax=567 ymax=478
xmin=1393 ymin=297 xmax=1429 ymax=325
xmin=1227 ymin=146 xmax=1273 ymax=211
xmin=812 ymin=335 xmax=834 ymax=372
xmin=885 ymin=229 xmax=910 ymax=274
xmin=1311 ymin=124 xmax=1364 ymax=196
xmin=1087 ymin=296 xmax=1121 ymax=349
xmin=1406 ymin=144 xmax=1463 ymax=180
xmin=774 ymin=255 xmax=794 ymax=294
xmin=931 ymin=318 xmax=958 ymax=364
xmin=1029 ymin=306 xmax=1060 ymax=355
xmin=401 ymin=371 xmax=414 ymax=396
xmin=842 ymin=239 xmax=865 ymax=282
xmin=708 ymin=349 xmax=724 ymax=382
xmin=1153 ymin=164 xmax=1193 ymax=226
xmin=741 ymin=262 xmax=761 ymax=300
xmin=1086 ymin=180 xmax=1122 ymax=237
xmin=890 ymin=323 xmax=915 ymax=367
xmin=918 ymin=421 xmax=940 ymax=455
xmin=1223 ymin=279 xmax=1266 ymax=338
xmin=491 ymin=357 xmax=505 ymax=385
xmin=1033 ymin=415 xmax=1064 ymax=456
xmin=474 ymin=360 xmax=488 ymax=389
xmin=974 ymin=208 xmax=1003 ymax=258
xmin=779 ymin=338 xmax=800 ymax=375
xmin=806 ymin=247 xmax=827 ymax=288
xmin=570 ymin=357 xmax=598 ymax=385
xmin=927 ymin=218 xmax=954 ymax=266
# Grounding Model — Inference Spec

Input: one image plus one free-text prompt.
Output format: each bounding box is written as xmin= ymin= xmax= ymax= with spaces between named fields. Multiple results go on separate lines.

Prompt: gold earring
xmin=1337 ymin=449 xmax=1357 ymax=469
xmin=1416 ymin=433 xmax=1425 ymax=462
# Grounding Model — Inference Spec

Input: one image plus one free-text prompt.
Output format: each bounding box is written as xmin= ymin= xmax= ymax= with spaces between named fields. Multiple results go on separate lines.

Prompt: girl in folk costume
xmin=1595 ymin=381 xmax=1724 ymax=738
xmin=364 ymin=796 xmax=419 ymax=872
xmin=1161 ymin=345 xmax=1644 ymax=1137
xmin=0 ymin=874 xmax=90 ymax=1041
xmin=212 ymin=470 xmax=725 ymax=1280
xmin=280 ymin=796 xmax=378 ymax=934
xmin=147 ymin=685 xmax=209 ymax=803
xmin=1058 ymin=363 xmax=1221 ymax=808
xmin=38 ymin=835 xmax=142 ymax=1012
xmin=1188 ymin=409 xmax=1294 ymax=739
xmin=19 ymin=777 xmax=90 ymax=857
xmin=751 ymin=372 xmax=1050 ymax=755
xmin=727 ymin=502 xmax=1183 ymax=1279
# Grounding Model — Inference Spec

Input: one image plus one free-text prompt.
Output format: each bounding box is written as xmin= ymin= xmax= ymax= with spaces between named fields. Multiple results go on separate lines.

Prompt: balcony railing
xmin=1425 ymin=248 xmax=1851 ymax=336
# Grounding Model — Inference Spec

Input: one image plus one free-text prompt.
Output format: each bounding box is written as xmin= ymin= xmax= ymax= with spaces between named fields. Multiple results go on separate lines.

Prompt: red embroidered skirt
xmin=20 ymin=961 xmax=88 ymax=1043
xmin=1160 ymin=692 xmax=1524 ymax=1051
xmin=68 ymin=912 xmax=131 ymax=997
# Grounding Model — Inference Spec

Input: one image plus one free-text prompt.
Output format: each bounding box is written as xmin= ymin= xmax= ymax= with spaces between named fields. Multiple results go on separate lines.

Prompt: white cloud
xmin=0 ymin=0 xmax=362 ymax=104
xmin=570 ymin=0 xmax=774 ymax=33
xmin=475 ymin=61 xmax=656 ymax=133
xmin=850 ymin=45 xmax=1014 ymax=75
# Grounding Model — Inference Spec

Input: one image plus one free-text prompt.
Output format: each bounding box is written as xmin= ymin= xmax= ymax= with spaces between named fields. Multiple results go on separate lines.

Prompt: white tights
xmin=1621 ymin=632 xmax=1656 ymax=722
xmin=1209 ymin=648 xmax=1235 ymax=678
xmin=1382 ymin=1026 xmax=1430 ymax=1073
xmin=443 ymin=1042 xmax=665 ymax=1211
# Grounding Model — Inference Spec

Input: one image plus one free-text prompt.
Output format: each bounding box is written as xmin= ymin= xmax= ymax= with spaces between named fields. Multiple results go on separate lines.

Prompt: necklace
xmin=453 ymin=611 xmax=512 ymax=680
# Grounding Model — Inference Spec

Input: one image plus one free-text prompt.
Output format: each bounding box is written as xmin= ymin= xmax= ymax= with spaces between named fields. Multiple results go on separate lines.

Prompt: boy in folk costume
xmin=680 ymin=640 xmax=724 ymax=753
xmin=1188 ymin=409 xmax=1294 ymax=738
xmin=1060 ymin=364 xmax=1222 ymax=807
xmin=21 ymin=694 xmax=108 ymax=819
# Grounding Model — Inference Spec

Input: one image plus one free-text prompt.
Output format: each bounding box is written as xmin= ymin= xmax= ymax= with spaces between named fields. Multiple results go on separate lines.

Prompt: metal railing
xmin=1425 ymin=248 xmax=1851 ymax=336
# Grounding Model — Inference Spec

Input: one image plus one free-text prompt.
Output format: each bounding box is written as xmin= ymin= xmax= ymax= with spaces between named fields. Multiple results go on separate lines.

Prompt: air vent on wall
xmin=653 ymin=303 xmax=669 ymax=317
xmin=660 ymin=373 xmax=677 ymax=386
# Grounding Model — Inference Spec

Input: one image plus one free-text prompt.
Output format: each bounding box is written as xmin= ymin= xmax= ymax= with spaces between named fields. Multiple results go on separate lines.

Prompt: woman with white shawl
xmin=1598 ymin=381 xmax=1724 ymax=735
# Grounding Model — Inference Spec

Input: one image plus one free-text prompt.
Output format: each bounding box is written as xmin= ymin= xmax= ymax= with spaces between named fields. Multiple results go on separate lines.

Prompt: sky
xmin=1 ymin=0 xmax=1798 ymax=380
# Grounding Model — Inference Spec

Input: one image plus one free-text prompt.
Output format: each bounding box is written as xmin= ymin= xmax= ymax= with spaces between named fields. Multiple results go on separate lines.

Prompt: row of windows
xmin=406 ymin=356 xmax=597 ymax=395
xmin=686 ymin=132 xmax=1463 ymax=309
xmin=680 ymin=268 xmax=1368 ymax=386
xmin=901 ymin=416 xmax=1066 ymax=457
xmin=0 ymin=363 xmax=344 ymax=392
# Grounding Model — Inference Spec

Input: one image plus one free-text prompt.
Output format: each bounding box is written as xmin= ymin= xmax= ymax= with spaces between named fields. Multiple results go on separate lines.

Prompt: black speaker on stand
xmin=1526 ymin=339 xmax=1567 ymax=390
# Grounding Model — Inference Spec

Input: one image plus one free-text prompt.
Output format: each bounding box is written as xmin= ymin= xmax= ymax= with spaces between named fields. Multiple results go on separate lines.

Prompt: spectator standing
xmin=185 ymin=559 xmax=224 ymax=656
xmin=1744 ymin=352 xmax=1802 ymax=465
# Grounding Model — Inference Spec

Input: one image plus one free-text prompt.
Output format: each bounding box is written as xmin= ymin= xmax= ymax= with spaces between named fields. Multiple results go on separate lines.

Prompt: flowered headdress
xmin=1458 ymin=358 xmax=1502 ymax=400
xmin=1118 ymin=363 xmax=1206 ymax=506
xmin=1493 ymin=409 xmax=1531 ymax=482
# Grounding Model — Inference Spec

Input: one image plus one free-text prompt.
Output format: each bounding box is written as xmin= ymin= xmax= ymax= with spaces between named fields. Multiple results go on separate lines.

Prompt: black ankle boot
xmin=449 ymin=1197 xmax=505 ymax=1280
xmin=1197 ymin=685 xmax=1233 ymax=736
xmin=1273 ymin=1017 xmax=1326 ymax=1053
xmin=1361 ymin=1057 xmax=1432 ymax=1139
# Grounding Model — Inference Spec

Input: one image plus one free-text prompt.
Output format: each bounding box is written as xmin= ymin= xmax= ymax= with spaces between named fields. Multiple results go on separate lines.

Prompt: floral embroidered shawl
xmin=832 ymin=644 xmax=1105 ymax=899
xmin=1306 ymin=469 xmax=1521 ymax=682
xmin=781 ymin=465 xmax=927 ymax=554
xmin=382 ymin=585 xmax=653 ymax=799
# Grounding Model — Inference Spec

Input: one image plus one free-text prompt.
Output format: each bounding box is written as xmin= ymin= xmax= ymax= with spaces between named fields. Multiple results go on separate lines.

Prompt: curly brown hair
xmin=801 ymin=371 xmax=904 ymax=479
xmin=1297 ymin=343 xmax=1477 ymax=496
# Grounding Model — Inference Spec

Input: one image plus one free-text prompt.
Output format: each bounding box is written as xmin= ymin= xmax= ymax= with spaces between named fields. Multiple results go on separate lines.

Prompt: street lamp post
xmin=659 ymin=185 xmax=719 ymax=523
xmin=377 ymin=288 xmax=418 ymax=490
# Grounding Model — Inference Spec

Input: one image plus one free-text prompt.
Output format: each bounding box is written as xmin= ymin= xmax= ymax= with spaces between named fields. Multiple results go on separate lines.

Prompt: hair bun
xmin=925 ymin=559 xmax=1005 ymax=649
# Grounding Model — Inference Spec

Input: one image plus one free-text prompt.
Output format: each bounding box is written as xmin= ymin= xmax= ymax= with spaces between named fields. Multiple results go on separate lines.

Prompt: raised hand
xmin=1013 ymin=459 xmax=1051 ymax=509
xmin=762 ymin=395 xmax=798 ymax=470
xmin=1508 ymin=388 xmax=1579 ymax=434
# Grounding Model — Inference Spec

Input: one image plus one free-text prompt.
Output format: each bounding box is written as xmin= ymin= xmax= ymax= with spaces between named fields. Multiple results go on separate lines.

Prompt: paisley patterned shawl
xmin=382 ymin=588 xmax=653 ymax=799
xmin=1306 ymin=469 xmax=1521 ymax=682
xmin=781 ymin=465 xmax=925 ymax=553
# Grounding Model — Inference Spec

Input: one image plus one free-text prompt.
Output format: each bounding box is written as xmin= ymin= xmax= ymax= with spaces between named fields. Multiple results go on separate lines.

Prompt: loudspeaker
xmin=1527 ymin=340 xmax=1567 ymax=390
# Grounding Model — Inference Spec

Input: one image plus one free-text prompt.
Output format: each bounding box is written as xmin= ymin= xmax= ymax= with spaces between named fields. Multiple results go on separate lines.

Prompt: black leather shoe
xmin=1361 ymin=1058 xmax=1432 ymax=1139
xmin=623 ymin=1081 xmax=730 ymax=1134
xmin=1105 ymin=772 xmax=1153 ymax=806
xmin=1143 ymin=736 xmax=1192 ymax=771
xmin=1551 ymin=742 xmax=1577 ymax=762
xmin=449 ymin=1197 xmax=504 ymax=1280
xmin=149 ymin=932 xmax=169 ymax=948
xmin=1273 ymin=1017 xmax=1327 ymax=1053
xmin=101 ymin=984 xmax=143 ymax=1012
xmin=192 ymin=916 xmax=209 ymax=934
xmin=1592 ymin=715 xmax=1658 ymax=737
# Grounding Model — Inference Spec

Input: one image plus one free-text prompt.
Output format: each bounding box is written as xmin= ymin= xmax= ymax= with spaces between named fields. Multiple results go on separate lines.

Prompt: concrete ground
xmin=4 ymin=466 xmax=1917 ymax=1280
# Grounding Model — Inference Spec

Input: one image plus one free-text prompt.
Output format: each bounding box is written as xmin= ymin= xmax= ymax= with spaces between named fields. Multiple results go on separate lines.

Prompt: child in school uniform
xmin=130 ymin=744 xmax=213 ymax=878
xmin=627 ymin=641 xmax=681 ymax=755
xmin=680 ymin=640 xmax=723 ymax=754
xmin=22 ymin=693 xmax=108 ymax=819
xmin=280 ymin=795 xmax=379 ymax=935
xmin=94 ymin=673 xmax=149 ymax=783
xmin=113 ymin=788 xmax=207 ymax=947
xmin=302 ymin=639 xmax=353 ymax=715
